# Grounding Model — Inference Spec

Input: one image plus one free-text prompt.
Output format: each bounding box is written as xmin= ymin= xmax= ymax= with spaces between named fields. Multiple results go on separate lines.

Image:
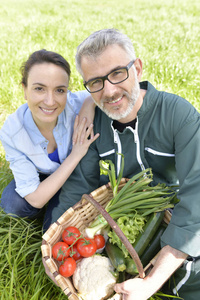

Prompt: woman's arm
xmin=25 ymin=117 xmax=99 ymax=208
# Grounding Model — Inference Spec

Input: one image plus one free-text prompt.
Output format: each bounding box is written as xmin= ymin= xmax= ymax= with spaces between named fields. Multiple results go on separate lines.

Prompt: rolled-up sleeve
xmin=1 ymin=140 xmax=40 ymax=198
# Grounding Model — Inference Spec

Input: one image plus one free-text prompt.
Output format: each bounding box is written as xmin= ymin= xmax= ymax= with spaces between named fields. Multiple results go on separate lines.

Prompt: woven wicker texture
xmin=41 ymin=179 xmax=171 ymax=300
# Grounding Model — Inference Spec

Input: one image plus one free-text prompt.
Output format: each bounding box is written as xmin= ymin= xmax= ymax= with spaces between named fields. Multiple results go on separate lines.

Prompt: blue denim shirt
xmin=0 ymin=90 xmax=89 ymax=197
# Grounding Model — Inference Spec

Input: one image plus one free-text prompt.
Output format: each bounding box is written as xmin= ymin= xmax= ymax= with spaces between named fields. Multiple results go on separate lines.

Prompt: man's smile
xmin=104 ymin=95 xmax=123 ymax=105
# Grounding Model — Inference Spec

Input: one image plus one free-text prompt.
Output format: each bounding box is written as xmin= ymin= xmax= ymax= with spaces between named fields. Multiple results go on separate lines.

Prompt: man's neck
xmin=113 ymin=118 xmax=137 ymax=132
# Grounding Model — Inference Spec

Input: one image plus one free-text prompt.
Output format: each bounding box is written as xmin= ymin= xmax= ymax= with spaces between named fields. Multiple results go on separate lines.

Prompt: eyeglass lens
xmin=86 ymin=68 xmax=128 ymax=93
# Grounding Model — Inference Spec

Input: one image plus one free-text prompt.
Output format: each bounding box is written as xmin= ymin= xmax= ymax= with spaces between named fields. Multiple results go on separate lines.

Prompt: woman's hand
xmin=72 ymin=115 xmax=99 ymax=158
xmin=73 ymin=96 xmax=96 ymax=145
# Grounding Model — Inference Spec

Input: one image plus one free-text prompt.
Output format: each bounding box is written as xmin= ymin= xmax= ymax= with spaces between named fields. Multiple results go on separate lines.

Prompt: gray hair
xmin=75 ymin=28 xmax=136 ymax=76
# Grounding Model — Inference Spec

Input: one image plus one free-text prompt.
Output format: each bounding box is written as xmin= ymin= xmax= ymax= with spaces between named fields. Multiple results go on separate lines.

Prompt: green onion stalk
xmin=150 ymin=291 xmax=183 ymax=300
xmin=85 ymin=154 xmax=178 ymax=238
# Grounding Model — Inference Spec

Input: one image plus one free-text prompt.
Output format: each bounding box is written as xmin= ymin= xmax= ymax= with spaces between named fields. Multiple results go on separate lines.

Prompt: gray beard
xmin=94 ymin=71 xmax=140 ymax=120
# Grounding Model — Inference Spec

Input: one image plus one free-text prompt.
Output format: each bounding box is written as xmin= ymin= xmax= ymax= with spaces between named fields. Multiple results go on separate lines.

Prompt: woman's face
xmin=23 ymin=62 xmax=69 ymax=130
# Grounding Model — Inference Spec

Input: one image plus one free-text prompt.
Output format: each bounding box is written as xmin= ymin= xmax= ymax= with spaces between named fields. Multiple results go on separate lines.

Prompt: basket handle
xmin=82 ymin=193 xmax=145 ymax=279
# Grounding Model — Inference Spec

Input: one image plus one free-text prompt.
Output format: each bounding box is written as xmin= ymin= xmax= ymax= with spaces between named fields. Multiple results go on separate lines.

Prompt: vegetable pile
xmin=51 ymin=154 xmax=179 ymax=300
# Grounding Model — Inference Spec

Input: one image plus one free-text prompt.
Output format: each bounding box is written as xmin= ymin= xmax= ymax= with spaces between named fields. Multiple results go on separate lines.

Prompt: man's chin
xmin=102 ymin=108 xmax=130 ymax=121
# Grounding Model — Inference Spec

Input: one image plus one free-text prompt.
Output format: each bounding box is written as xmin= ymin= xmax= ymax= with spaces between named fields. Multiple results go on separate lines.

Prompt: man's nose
xmin=103 ymin=79 xmax=118 ymax=97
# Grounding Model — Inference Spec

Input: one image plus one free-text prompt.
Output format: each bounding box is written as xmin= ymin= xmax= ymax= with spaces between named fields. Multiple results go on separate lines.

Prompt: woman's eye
xmin=35 ymin=87 xmax=43 ymax=91
xmin=57 ymin=88 xmax=65 ymax=93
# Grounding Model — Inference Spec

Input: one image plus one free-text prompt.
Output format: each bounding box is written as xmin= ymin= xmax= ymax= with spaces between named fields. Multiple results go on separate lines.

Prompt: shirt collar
xmin=24 ymin=108 xmax=46 ymax=145
xmin=24 ymin=107 xmax=66 ymax=145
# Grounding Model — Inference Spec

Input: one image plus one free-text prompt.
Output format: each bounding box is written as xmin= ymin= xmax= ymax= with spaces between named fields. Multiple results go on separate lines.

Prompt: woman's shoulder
xmin=0 ymin=103 xmax=29 ymax=136
xmin=67 ymin=90 xmax=90 ymax=109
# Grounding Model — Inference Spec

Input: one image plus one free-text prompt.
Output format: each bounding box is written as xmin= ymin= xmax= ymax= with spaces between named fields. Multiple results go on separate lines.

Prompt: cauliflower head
xmin=72 ymin=255 xmax=117 ymax=300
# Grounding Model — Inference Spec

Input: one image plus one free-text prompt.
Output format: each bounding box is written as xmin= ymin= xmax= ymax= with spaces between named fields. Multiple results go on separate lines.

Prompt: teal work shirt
xmin=52 ymin=81 xmax=200 ymax=258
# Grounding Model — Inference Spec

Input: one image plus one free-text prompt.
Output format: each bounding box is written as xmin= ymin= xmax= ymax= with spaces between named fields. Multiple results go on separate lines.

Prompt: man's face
xmin=81 ymin=45 xmax=140 ymax=123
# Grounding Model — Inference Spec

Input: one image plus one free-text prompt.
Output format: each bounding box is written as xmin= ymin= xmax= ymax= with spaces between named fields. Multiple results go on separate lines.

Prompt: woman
xmin=0 ymin=49 xmax=99 ymax=231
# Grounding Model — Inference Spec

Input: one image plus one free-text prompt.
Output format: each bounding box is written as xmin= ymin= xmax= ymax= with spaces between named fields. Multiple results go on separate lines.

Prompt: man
xmin=51 ymin=29 xmax=200 ymax=299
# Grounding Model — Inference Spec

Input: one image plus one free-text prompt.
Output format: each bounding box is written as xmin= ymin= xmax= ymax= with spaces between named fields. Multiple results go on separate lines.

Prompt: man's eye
xmin=112 ymin=70 xmax=124 ymax=77
xmin=89 ymin=79 xmax=102 ymax=87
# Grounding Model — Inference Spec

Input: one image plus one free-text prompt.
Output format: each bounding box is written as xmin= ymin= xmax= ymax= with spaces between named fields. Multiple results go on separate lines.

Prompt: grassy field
xmin=0 ymin=0 xmax=200 ymax=298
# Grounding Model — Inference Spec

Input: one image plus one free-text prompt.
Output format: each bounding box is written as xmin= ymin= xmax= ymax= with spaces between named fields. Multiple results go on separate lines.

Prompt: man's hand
xmin=114 ymin=245 xmax=188 ymax=300
xmin=115 ymin=277 xmax=153 ymax=300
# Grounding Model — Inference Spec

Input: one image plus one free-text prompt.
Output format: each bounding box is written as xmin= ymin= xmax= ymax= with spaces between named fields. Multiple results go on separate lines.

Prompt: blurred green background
xmin=0 ymin=0 xmax=199 ymax=299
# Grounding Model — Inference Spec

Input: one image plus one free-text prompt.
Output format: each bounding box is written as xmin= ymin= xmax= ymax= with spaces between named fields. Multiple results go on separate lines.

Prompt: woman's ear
xmin=134 ymin=58 xmax=143 ymax=82
xmin=22 ymin=84 xmax=27 ymax=100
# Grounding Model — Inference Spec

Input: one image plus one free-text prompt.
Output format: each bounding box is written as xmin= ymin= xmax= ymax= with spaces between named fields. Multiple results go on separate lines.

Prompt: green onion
xmin=85 ymin=154 xmax=178 ymax=238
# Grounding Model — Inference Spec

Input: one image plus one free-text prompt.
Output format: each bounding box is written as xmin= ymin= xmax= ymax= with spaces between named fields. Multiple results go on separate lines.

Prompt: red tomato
xmin=59 ymin=257 xmax=76 ymax=277
xmin=94 ymin=234 xmax=105 ymax=249
xmin=76 ymin=237 xmax=97 ymax=257
xmin=62 ymin=226 xmax=81 ymax=245
xmin=70 ymin=244 xmax=83 ymax=261
xmin=52 ymin=241 xmax=70 ymax=261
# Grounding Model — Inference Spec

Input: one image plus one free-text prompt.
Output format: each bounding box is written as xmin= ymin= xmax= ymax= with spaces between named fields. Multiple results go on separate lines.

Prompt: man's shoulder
xmin=145 ymin=81 xmax=198 ymax=113
xmin=94 ymin=106 xmax=111 ymax=124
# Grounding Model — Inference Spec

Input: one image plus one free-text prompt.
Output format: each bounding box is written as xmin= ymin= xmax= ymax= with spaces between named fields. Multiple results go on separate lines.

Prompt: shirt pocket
xmin=144 ymin=146 xmax=177 ymax=184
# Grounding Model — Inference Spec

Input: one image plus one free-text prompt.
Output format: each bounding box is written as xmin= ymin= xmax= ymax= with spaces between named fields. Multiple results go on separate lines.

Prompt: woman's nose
xmin=44 ymin=92 xmax=55 ymax=105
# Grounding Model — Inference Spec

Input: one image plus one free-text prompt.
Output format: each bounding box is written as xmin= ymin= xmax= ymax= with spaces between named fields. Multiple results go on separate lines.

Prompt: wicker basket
xmin=41 ymin=179 xmax=171 ymax=300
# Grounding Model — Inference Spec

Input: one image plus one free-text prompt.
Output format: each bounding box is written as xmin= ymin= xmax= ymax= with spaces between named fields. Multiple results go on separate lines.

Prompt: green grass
xmin=0 ymin=0 xmax=199 ymax=298
xmin=0 ymin=211 xmax=64 ymax=299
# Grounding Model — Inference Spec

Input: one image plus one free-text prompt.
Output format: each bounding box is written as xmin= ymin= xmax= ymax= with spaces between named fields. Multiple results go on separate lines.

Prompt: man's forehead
xmin=80 ymin=45 xmax=130 ymax=80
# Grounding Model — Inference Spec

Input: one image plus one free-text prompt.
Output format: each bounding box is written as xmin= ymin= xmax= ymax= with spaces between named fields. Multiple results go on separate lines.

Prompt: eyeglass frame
xmin=83 ymin=60 xmax=135 ymax=93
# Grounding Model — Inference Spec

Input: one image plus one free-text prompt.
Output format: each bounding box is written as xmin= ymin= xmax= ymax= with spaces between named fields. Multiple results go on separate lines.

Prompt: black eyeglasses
xmin=83 ymin=60 xmax=135 ymax=93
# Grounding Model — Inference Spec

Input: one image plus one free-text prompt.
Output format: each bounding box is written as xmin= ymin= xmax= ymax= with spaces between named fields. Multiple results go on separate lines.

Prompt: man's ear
xmin=134 ymin=58 xmax=143 ymax=82
xmin=22 ymin=84 xmax=27 ymax=100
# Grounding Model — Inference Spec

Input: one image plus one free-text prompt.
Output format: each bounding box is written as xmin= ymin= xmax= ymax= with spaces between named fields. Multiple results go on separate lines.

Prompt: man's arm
xmin=114 ymin=245 xmax=188 ymax=300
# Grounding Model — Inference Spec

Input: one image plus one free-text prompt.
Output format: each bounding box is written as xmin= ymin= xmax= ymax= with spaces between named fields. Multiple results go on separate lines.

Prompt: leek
xmin=85 ymin=154 xmax=178 ymax=238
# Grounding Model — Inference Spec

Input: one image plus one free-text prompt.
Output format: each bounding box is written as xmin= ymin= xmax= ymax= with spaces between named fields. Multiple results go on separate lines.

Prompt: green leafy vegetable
xmin=108 ymin=213 xmax=146 ymax=257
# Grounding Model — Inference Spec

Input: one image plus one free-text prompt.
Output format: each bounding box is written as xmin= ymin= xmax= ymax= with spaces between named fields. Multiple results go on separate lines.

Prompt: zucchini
xmin=140 ymin=224 xmax=166 ymax=267
xmin=105 ymin=241 xmax=126 ymax=272
xmin=132 ymin=211 xmax=165 ymax=257
xmin=105 ymin=211 xmax=165 ymax=275
xmin=125 ymin=256 xmax=138 ymax=275
xmin=117 ymin=270 xmax=126 ymax=283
